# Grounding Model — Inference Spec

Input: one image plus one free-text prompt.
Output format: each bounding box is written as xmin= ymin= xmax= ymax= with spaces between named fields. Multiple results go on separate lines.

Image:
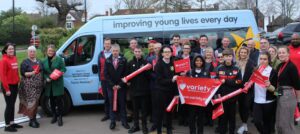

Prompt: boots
xmin=51 ymin=114 xmax=57 ymax=124
xmin=29 ymin=119 xmax=40 ymax=128
xmin=58 ymin=115 xmax=63 ymax=127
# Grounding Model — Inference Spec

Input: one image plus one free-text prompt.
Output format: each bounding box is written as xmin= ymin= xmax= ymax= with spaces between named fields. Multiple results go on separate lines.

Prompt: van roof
xmin=76 ymin=10 xmax=258 ymax=35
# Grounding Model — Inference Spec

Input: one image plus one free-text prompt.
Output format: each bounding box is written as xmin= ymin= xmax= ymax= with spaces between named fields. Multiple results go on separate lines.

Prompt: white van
xmin=40 ymin=10 xmax=259 ymax=115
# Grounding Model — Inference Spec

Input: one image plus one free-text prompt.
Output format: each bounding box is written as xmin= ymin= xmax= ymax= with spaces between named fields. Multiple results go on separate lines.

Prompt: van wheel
xmin=40 ymin=91 xmax=72 ymax=116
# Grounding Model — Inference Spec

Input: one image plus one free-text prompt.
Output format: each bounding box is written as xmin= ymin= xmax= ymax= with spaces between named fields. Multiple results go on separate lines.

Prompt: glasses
xmin=260 ymin=42 xmax=268 ymax=44
xmin=183 ymin=48 xmax=190 ymax=49
xmin=163 ymin=51 xmax=171 ymax=53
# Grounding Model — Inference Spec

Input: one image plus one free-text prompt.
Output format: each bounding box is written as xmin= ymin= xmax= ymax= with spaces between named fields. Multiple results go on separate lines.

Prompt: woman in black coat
xmin=155 ymin=46 xmax=178 ymax=134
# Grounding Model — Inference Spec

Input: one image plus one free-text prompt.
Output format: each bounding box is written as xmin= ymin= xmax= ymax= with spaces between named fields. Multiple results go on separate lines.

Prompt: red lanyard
xmin=278 ymin=60 xmax=289 ymax=77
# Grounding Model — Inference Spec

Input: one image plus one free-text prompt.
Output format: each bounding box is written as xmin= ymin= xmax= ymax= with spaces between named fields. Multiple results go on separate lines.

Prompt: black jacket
xmin=127 ymin=56 xmax=151 ymax=96
xmin=216 ymin=63 xmax=242 ymax=98
xmin=104 ymin=55 xmax=127 ymax=88
xmin=192 ymin=46 xmax=205 ymax=56
xmin=249 ymin=48 xmax=259 ymax=66
xmin=154 ymin=57 xmax=178 ymax=95
xmin=265 ymin=68 xmax=278 ymax=101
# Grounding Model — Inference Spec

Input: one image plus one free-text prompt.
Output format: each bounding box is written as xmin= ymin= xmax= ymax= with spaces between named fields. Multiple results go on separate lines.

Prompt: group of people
xmin=99 ymin=33 xmax=300 ymax=134
xmin=1 ymin=32 xmax=300 ymax=134
xmin=0 ymin=44 xmax=66 ymax=132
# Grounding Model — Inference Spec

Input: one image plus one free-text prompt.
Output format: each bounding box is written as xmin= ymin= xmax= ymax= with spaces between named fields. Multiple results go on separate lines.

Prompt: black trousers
xmin=108 ymin=87 xmax=127 ymax=123
xmin=132 ymin=95 xmax=149 ymax=127
xmin=156 ymin=90 xmax=174 ymax=133
xmin=151 ymin=89 xmax=158 ymax=128
xmin=253 ymin=102 xmax=276 ymax=134
xmin=49 ymin=89 xmax=63 ymax=116
xmin=238 ymin=92 xmax=253 ymax=123
xmin=101 ymin=80 xmax=110 ymax=117
xmin=2 ymin=84 xmax=18 ymax=125
xmin=219 ymin=100 xmax=236 ymax=134
xmin=188 ymin=105 xmax=204 ymax=134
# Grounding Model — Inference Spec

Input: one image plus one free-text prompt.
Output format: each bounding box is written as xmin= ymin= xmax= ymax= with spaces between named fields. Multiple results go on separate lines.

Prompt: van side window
xmin=62 ymin=35 xmax=96 ymax=66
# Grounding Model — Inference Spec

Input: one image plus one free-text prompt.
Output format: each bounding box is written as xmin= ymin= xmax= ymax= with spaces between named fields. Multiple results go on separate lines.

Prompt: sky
xmin=0 ymin=0 xmax=116 ymax=18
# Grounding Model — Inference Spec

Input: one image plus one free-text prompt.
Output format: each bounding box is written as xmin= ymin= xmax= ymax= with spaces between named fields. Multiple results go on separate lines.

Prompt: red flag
xmin=166 ymin=96 xmax=179 ymax=112
xmin=212 ymin=103 xmax=224 ymax=120
xmin=249 ymin=70 xmax=268 ymax=88
xmin=295 ymin=106 xmax=300 ymax=122
xmin=50 ymin=69 xmax=63 ymax=80
xmin=122 ymin=63 xmax=152 ymax=83
xmin=176 ymin=76 xmax=222 ymax=107
xmin=32 ymin=65 xmax=40 ymax=74
xmin=174 ymin=58 xmax=191 ymax=73
xmin=113 ymin=87 xmax=118 ymax=112
xmin=98 ymin=87 xmax=104 ymax=96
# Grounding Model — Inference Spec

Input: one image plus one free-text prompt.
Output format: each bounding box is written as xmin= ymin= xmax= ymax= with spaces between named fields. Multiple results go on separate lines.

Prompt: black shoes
xmin=58 ymin=116 xmax=63 ymax=127
xmin=142 ymin=126 xmax=148 ymax=134
xmin=101 ymin=116 xmax=109 ymax=122
xmin=29 ymin=119 xmax=40 ymax=128
xmin=4 ymin=125 xmax=17 ymax=132
xmin=167 ymin=129 xmax=173 ymax=134
xmin=11 ymin=124 xmax=23 ymax=128
xmin=51 ymin=115 xmax=57 ymax=124
xmin=128 ymin=126 xmax=140 ymax=133
xmin=122 ymin=123 xmax=130 ymax=129
xmin=110 ymin=122 xmax=116 ymax=130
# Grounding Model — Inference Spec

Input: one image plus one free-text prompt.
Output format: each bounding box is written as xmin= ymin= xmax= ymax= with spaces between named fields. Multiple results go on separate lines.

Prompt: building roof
xmin=113 ymin=9 xmax=155 ymax=15
xmin=268 ymin=14 xmax=294 ymax=26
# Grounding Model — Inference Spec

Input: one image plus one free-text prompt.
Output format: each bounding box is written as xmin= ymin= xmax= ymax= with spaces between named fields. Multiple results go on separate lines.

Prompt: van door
xmin=59 ymin=34 xmax=101 ymax=106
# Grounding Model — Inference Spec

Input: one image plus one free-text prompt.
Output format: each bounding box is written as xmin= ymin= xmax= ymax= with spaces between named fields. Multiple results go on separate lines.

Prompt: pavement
xmin=0 ymin=92 xmax=299 ymax=134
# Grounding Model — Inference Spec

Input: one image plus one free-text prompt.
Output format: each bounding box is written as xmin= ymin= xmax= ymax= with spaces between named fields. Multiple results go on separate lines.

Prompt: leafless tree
xmin=36 ymin=0 xmax=50 ymax=16
xmin=36 ymin=0 xmax=83 ymax=27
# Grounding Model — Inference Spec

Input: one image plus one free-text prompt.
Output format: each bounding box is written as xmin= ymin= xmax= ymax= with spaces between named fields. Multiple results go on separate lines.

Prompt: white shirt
xmin=104 ymin=50 xmax=112 ymax=59
xmin=254 ymin=66 xmax=274 ymax=104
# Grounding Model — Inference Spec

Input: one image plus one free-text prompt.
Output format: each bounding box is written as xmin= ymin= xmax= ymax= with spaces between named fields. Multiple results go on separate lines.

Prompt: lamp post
xmin=256 ymin=0 xmax=259 ymax=25
xmin=12 ymin=0 xmax=15 ymax=40
xmin=84 ymin=0 xmax=87 ymax=23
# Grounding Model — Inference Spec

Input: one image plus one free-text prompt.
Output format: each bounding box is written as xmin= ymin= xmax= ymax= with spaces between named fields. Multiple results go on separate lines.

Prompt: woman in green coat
xmin=42 ymin=44 xmax=66 ymax=127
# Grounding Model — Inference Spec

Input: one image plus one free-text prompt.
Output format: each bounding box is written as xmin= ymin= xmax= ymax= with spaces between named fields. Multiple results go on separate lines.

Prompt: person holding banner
xmin=0 ymin=43 xmax=23 ymax=132
xmin=177 ymin=43 xmax=193 ymax=126
xmin=252 ymin=51 xmax=278 ymax=134
xmin=104 ymin=44 xmax=130 ymax=130
xmin=276 ymin=46 xmax=300 ymax=134
xmin=18 ymin=46 xmax=43 ymax=128
xmin=187 ymin=55 xmax=210 ymax=134
xmin=216 ymin=48 xmax=242 ymax=134
xmin=42 ymin=44 xmax=66 ymax=127
xmin=126 ymin=46 xmax=151 ymax=134
xmin=155 ymin=46 xmax=178 ymax=134
xmin=236 ymin=46 xmax=256 ymax=134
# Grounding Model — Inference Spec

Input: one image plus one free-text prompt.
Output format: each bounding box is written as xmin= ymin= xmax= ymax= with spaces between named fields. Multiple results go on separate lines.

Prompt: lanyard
xmin=278 ymin=61 xmax=289 ymax=77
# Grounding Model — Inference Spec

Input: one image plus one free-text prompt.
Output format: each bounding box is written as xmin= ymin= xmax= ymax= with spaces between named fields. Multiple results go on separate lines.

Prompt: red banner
xmin=176 ymin=76 xmax=222 ymax=107
xmin=212 ymin=103 xmax=224 ymax=120
xmin=174 ymin=58 xmax=191 ymax=73
xmin=249 ymin=70 xmax=268 ymax=88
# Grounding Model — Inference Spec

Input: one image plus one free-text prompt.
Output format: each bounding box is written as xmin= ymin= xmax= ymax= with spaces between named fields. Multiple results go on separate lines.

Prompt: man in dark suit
xmin=192 ymin=34 xmax=209 ymax=56
xmin=247 ymin=39 xmax=259 ymax=66
xmin=104 ymin=44 xmax=130 ymax=130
